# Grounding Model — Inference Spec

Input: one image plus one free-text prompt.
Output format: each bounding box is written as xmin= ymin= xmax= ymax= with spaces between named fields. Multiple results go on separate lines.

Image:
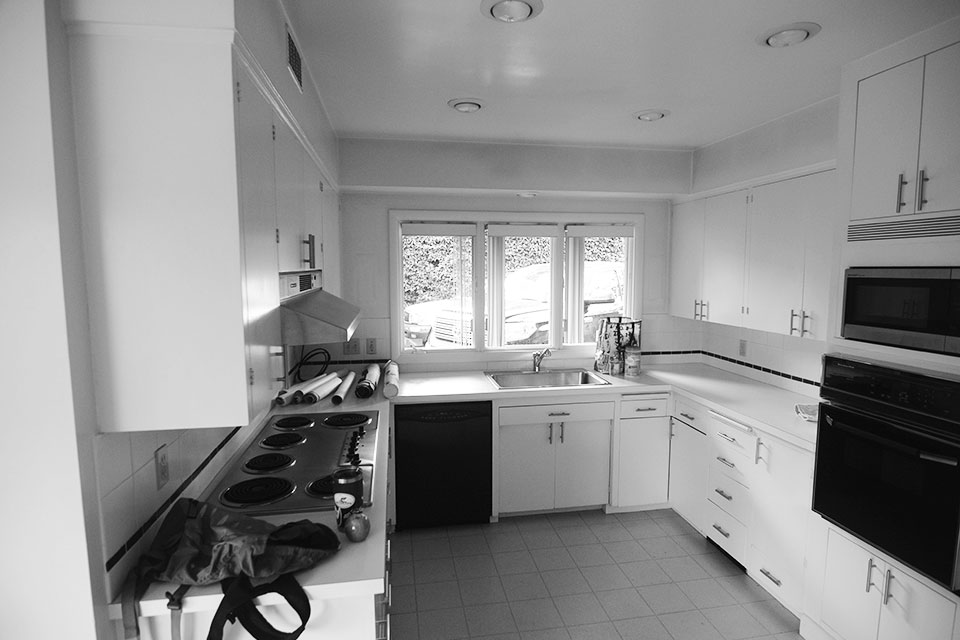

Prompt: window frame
xmin=389 ymin=209 xmax=645 ymax=366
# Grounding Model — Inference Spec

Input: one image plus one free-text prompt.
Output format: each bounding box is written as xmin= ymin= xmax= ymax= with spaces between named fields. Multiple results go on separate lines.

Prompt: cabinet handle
xmin=760 ymin=568 xmax=782 ymax=587
xmin=634 ymin=407 xmax=657 ymax=413
xmin=303 ymin=233 xmax=316 ymax=269
xmin=718 ymin=432 xmax=737 ymax=444
xmin=896 ymin=173 xmax=908 ymax=213
xmin=716 ymin=456 xmax=736 ymax=469
xmin=801 ymin=310 xmax=811 ymax=336
xmin=917 ymin=169 xmax=929 ymax=211
xmin=548 ymin=423 xmax=553 ymax=445
xmin=789 ymin=309 xmax=799 ymax=335
xmin=559 ymin=422 xmax=565 ymax=444
xmin=865 ymin=558 xmax=878 ymax=593
xmin=882 ymin=569 xmax=894 ymax=605
xmin=712 ymin=523 xmax=731 ymax=538
xmin=680 ymin=412 xmax=696 ymax=422
xmin=701 ymin=300 xmax=709 ymax=320
xmin=714 ymin=488 xmax=733 ymax=501
xmin=694 ymin=300 xmax=701 ymax=320
xmin=548 ymin=412 xmax=571 ymax=417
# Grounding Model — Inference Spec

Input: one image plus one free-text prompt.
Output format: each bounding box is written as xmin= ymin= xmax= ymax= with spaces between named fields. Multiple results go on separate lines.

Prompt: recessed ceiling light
xmin=447 ymin=98 xmax=484 ymax=113
xmin=759 ymin=22 xmax=821 ymax=48
xmin=633 ymin=109 xmax=669 ymax=122
xmin=480 ymin=0 xmax=543 ymax=23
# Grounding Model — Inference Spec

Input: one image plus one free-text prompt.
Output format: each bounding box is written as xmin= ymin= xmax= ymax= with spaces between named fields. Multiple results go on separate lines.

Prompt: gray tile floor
xmin=388 ymin=509 xmax=802 ymax=640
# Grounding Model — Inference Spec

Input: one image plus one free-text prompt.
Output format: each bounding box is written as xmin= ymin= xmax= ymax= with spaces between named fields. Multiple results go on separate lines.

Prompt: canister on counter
xmin=624 ymin=347 xmax=642 ymax=376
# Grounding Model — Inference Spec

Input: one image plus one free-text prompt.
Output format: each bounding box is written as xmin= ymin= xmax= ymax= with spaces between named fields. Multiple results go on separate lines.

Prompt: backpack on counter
xmin=121 ymin=498 xmax=340 ymax=640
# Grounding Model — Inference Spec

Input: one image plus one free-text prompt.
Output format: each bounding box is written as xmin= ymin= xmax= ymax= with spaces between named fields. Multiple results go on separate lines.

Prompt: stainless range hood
xmin=279 ymin=272 xmax=361 ymax=345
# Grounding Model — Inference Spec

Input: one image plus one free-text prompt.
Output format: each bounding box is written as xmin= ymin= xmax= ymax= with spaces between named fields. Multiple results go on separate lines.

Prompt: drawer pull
xmin=714 ymin=488 xmax=733 ymax=501
xmin=760 ymin=568 xmax=782 ymax=587
xmin=716 ymin=456 xmax=736 ymax=469
xmin=634 ymin=407 xmax=657 ymax=412
xmin=712 ymin=524 xmax=731 ymax=538
xmin=680 ymin=412 xmax=696 ymax=422
xmin=718 ymin=432 xmax=737 ymax=444
xmin=548 ymin=411 xmax=571 ymax=417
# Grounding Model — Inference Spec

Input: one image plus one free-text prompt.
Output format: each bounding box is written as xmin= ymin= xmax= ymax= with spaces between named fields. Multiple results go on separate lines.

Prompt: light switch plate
xmin=344 ymin=338 xmax=360 ymax=355
xmin=155 ymin=444 xmax=169 ymax=490
xmin=366 ymin=338 xmax=377 ymax=355
xmin=739 ymin=339 xmax=747 ymax=357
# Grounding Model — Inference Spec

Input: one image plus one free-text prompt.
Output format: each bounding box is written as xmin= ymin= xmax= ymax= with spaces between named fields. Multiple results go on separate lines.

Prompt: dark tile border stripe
xmin=105 ymin=426 xmax=242 ymax=572
xmin=641 ymin=350 xmax=821 ymax=388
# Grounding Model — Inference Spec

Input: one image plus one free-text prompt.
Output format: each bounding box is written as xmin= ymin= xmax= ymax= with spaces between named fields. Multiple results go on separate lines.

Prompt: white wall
xmin=0 ymin=1 xmax=99 ymax=638
xmin=340 ymin=138 xmax=692 ymax=195
xmin=692 ymin=97 xmax=839 ymax=193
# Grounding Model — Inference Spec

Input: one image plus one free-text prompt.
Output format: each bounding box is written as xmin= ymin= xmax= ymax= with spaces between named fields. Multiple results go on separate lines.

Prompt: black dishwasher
xmin=394 ymin=401 xmax=492 ymax=530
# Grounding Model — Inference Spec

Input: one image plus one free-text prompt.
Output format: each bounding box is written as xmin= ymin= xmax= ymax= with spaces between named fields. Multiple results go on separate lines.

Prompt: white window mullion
xmin=486 ymin=234 xmax=504 ymax=348
xmin=565 ymin=238 xmax=584 ymax=344
xmin=551 ymin=235 xmax=564 ymax=350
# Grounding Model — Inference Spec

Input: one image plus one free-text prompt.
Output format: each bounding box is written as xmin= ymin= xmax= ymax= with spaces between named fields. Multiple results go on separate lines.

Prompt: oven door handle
xmin=829 ymin=414 xmax=960 ymax=467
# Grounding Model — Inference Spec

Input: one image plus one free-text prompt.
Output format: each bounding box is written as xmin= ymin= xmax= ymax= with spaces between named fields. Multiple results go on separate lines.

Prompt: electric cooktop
xmin=207 ymin=410 xmax=379 ymax=515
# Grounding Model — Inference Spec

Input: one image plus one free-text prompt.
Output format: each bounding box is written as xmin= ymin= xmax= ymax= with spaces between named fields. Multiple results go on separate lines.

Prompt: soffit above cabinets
xmin=283 ymin=0 xmax=960 ymax=150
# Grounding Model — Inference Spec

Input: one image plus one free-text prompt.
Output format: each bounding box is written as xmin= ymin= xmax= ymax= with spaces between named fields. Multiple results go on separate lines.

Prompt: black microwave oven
xmin=842 ymin=267 xmax=960 ymax=356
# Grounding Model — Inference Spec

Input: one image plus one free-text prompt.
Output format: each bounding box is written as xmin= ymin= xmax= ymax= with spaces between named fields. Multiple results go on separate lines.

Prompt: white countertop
xmin=396 ymin=363 xmax=820 ymax=449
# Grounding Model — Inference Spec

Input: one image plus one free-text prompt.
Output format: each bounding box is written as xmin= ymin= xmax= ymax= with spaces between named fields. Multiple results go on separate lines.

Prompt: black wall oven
xmin=813 ymin=354 xmax=960 ymax=590
xmin=842 ymin=267 xmax=960 ymax=355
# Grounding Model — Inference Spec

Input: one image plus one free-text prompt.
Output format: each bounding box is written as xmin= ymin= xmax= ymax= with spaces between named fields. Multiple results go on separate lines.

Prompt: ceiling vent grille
xmin=287 ymin=29 xmax=303 ymax=90
xmin=847 ymin=214 xmax=960 ymax=242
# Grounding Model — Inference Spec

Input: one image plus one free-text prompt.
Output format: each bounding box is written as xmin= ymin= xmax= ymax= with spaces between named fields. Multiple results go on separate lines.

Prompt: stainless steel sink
xmin=485 ymin=368 xmax=610 ymax=390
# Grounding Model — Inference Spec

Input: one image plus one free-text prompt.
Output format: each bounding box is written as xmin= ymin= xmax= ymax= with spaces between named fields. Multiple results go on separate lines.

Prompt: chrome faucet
xmin=532 ymin=348 xmax=552 ymax=372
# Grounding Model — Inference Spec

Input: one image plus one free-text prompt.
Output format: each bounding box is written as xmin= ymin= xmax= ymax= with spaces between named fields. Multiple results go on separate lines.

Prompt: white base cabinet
xmin=615 ymin=394 xmax=670 ymax=507
xmin=820 ymin=529 xmax=957 ymax=640
xmin=498 ymin=401 xmax=614 ymax=514
xmin=668 ymin=397 xmax=711 ymax=534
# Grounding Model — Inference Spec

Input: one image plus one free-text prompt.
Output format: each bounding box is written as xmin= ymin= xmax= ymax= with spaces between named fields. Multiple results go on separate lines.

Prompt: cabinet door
xmin=617 ymin=416 xmax=670 ymax=507
xmin=555 ymin=419 xmax=611 ymax=509
xmin=917 ymin=41 xmax=960 ymax=215
xmin=798 ymin=170 xmax=838 ymax=341
xmin=669 ymin=418 xmax=709 ymax=534
xmin=669 ymin=199 xmax=705 ymax=320
xmin=235 ymin=66 xmax=282 ymax=417
xmin=821 ymin=530 xmax=882 ymax=640
xmin=274 ymin=118 xmax=306 ymax=273
xmin=302 ymin=157 xmax=324 ymax=271
xmin=850 ymin=59 xmax=924 ymax=221
xmin=701 ymin=190 xmax=747 ymax=326
xmin=878 ymin=565 xmax=957 ymax=640
xmin=498 ymin=422 xmax=556 ymax=513
xmin=743 ymin=177 xmax=806 ymax=335
xmin=748 ymin=435 xmax=813 ymax=612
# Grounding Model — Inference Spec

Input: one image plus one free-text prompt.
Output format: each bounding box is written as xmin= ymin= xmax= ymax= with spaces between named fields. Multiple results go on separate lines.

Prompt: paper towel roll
xmin=276 ymin=374 xmax=334 ymax=406
xmin=292 ymin=372 xmax=338 ymax=402
xmin=383 ymin=361 xmax=400 ymax=399
xmin=332 ymin=371 xmax=357 ymax=405
xmin=354 ymin=363 xmax=381 ymax=399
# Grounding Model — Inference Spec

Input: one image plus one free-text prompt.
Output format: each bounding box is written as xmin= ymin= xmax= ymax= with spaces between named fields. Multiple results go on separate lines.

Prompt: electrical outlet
xmin=739 ymin=339 xmax=747 ymax=357
xmin=155 ymin=444 xmax=170 ymax=490
xmin=366 ymin=338 xmax=377 ymax=355
xmin=344 ymin=338 xmax=360 ymax=355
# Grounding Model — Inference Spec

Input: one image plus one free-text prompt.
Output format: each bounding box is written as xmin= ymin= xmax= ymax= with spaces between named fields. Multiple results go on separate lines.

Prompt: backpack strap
xmin=207 ymin=574 xmax=311 ymax=640
xmin=165 ymin=584 xmax=191 ymax=640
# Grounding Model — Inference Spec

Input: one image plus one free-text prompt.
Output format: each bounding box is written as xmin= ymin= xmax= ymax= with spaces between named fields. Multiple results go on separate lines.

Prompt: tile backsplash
xmin=94 ymin=426 xmax=241 ymax=601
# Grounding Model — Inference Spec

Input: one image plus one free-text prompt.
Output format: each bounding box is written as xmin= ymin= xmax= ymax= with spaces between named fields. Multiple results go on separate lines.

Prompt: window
xmin=394 ymin=212 xmax=640 ymax=357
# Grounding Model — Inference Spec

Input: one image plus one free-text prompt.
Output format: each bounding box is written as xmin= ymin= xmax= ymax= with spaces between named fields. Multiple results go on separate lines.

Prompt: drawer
xmin=622 ymin=395 xmax=668 ymax=418
xmin=500 ymin=401 xmax=615 ymax=425
xmin=710 ymin=412 xmax=759 ymax=461
xmin=673 ymin=396 xmax=708 ymax=428
xmin=712 ymin=448 xmax=752 ymax=487
xmin=706 ymin=501 xmax=748 ymax=563
xmin=708 ymin=465 xmax=751 ymax=524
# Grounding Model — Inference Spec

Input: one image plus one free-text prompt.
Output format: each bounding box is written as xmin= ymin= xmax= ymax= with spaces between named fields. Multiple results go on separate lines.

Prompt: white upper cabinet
xmin=274 ymin=119 xmax=307 ymax=273
xmin=669 ymin=199 xmax=705 ymax=320
xmin=851 ymin=41 xmax=960 ymax=220
xmin=700 ymin=190 xmax=747 ymax=326
xmin=743 ymin=170 xmax=837 ymax=340
xmin=303 ymin=156 xmax=325 ymax=273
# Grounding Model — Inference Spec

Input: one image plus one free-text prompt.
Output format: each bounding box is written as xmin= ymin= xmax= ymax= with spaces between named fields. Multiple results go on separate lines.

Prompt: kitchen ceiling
xmin=284 ymin=0 xmax=960 ymax=150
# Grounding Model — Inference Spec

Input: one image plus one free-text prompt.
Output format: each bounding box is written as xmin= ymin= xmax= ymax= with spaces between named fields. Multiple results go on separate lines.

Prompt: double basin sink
xmin=485 ymin=368 xmax=610 ymax=390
